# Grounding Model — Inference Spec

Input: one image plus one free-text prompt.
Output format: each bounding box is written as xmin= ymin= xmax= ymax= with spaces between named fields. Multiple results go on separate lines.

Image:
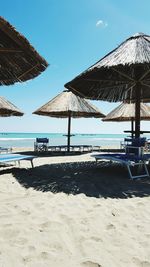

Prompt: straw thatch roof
xmin=33 ymin=90 xmax=105 ymax=118
xmin=65 ymin=33 xmax=150 ymax=102
xmin=0 ymin=16 xmax=48 ymax=85
xmin=0 ymin=96 xmax=24 ymax=116
xmin=103 ymin=102 xmax=150 ymax=121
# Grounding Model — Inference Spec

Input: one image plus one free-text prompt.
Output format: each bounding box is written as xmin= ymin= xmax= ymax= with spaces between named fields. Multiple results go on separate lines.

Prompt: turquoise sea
xmin=0 ymin=132 xmax=150 ymax=149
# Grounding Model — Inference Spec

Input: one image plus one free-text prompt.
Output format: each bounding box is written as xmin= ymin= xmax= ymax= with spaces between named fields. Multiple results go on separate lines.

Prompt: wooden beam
xmin=0 ymin=18 xmax=31 ymax=48
xmin=135 ymin=82 xmax=141 ymax=138
xmin=112 ymin=67 xmax=135 ymax=81
xmin=17 ymin=63 xmax=39 ymax=79
xmin=0 ymin=18 xmax=40 ymax=61
xmin=67 ymin=113 xmax=71 ymax=152
xmin=0 ymin=48 xmax=23 ymax=53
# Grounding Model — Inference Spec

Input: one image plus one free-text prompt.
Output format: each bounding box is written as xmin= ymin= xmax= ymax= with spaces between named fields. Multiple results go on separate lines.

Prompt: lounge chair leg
xmin=31 ymin=159 xmax=34 ymax=168
xmin=17 ymin=161 xmax=20 ymax=167
xmin=126 ymin=165 xmax=133 ymax=179
xmin=126 ymin=161 xmax=149 ymax=179
xmin=143 ymin=161 xmax=149 ymax=177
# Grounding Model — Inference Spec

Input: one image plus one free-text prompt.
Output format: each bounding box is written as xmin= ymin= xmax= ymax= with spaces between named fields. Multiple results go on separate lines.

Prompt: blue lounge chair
xmin=0 ymin=153 xmax=36 ymax=168
xmin=34 ymin=138 xmax=49 ymax=152
xmin=91 ymin=153 xmax=150 ymax=179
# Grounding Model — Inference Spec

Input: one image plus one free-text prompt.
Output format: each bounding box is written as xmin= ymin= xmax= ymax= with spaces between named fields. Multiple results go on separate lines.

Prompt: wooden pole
xmin=131 ymin=119 xmax=134 ymax=138
xmin=135 ymin=82 xmax=141 ymax=138
xmin=67 ymin=113 xmax=71 ymax=152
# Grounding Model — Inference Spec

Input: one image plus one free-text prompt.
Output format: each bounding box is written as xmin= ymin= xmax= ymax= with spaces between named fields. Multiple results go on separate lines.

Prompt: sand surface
xmin=0 ymin=150 xmax=150 ymax=266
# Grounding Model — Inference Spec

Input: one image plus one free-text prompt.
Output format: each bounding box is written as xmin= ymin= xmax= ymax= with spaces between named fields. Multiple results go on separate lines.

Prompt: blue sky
xmin=1 ymin=0 xmax=150 ymax=134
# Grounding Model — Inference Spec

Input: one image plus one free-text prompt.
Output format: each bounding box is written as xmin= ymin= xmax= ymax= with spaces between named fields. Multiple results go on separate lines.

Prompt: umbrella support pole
xmin=135 ymin=82 xmax=141 ymax=139
xmin=131 ymin=119 xmax=134 ymax=138
xmin=67 ymin=114 xmax=71 ymax=152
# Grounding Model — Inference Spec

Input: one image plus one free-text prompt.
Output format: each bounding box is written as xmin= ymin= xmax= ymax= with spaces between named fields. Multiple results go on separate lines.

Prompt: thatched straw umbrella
xmin=33 ymin=90 xmax=105 ymax=152
xmin=65 ymin=33 xmax=150 ymax=138
xmin=103 ymin=102 xmax=150 ymax=138
xmin=0 ymin=16 xmax=48 ymax=85
xmin=0 ymin=96 xmax=23 ymax=116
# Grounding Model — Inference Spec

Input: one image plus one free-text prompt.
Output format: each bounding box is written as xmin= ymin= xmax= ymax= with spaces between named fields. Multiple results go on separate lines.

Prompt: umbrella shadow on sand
xmin=2 ymin=161 xmax=150 ymax=199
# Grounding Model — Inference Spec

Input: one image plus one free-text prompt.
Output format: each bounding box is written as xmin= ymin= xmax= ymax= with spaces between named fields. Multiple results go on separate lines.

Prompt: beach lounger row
xmin=48 ymin=145 xmax=101 ymax=152
xmin=35 ymin=144 xmax=101 ymax=153
xmin=47 ymin=145 xmax=97 ymax=152
xmin=0 ymin=147 xmax=12 ymax=153
xmin=34 ymin=138 xmax=101 ymax=153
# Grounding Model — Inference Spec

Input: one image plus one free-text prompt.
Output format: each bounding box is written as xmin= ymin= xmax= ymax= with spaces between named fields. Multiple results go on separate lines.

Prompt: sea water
xmin=0 ymin=132 xmax=150 ymax=149
xmin=0 ymin=132 xmax=135 ymax=149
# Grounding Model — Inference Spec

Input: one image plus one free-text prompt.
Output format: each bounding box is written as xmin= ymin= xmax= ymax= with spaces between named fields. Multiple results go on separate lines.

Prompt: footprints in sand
xmin=39 ymin=220 xmax=62 ymax=231
xmin=106 ymin=223 xmax=116 ymax=230
xmin=133 ymin=257 xmax=150 ymax=267
xmin=40 ymin=251 xmax=50 ymax=260
xmin=90 ymin=236 xmax=102 ymax=242
xmin=0 ymin=228 xmax=20 ymax=239
xmin=137 ymin=201 xmax=145 ymax=207
xmin=81 ymin=261 xmax=102 ymax=267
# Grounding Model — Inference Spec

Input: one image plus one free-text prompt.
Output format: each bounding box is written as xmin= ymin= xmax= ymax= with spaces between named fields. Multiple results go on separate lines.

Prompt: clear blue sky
xmin=1 ymin=0 xmax=150 ymax=134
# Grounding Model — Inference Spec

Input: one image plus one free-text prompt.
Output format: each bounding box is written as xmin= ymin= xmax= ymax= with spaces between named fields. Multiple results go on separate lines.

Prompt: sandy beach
xmin=0 ymin=150 xmax=150 ymax=267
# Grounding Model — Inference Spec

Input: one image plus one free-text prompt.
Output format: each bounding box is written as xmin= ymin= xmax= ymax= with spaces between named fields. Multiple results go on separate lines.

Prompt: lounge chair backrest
xmin=131 ymin=137 xmax=146 ymax=147
xmin=124 ymin=137 xmax=146 ymax=147
xmin=36 ymin=138 xmax=49 ymax=144
xmin=124 ymin=137 xmax=147 ymax=157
